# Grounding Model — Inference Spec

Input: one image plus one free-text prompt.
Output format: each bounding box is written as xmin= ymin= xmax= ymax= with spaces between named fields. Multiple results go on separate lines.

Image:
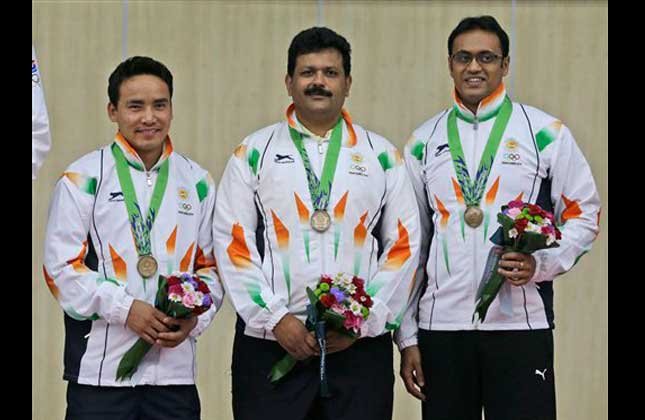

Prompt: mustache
xmin=304 ymin=86 xmax=333 ymax=97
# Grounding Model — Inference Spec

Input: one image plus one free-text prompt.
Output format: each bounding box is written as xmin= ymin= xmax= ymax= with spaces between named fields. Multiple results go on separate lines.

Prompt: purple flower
xmin=330 ymin=287 xmax=346 ymax=303
xmin=202 ymin=294 xmax=212 ymax=307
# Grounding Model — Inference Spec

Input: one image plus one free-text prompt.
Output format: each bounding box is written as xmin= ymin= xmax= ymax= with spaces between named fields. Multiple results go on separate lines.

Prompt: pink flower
xmin=182 ymin=293 xmax=196 ymax=308
xmin=343 ymin=311 xmax=363 ymax=333
xmin=331 ymin=304 xmax=345 ymax=315
xmin=507 ymin=208 xmax=522 ymax=219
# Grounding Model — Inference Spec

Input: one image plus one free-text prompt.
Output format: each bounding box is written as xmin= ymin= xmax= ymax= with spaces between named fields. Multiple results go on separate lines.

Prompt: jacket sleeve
xmin=190 ymin=173 xmax=225 ymax=338
xmin=531 ymin=123 xmax=601 ymax=282
xmin=32 ymin=45 xmax=51 ymax=180
xmin=361 ymin=146 xmax=421 ymax=338
xmin=43 ymin=171 xmax=134 ymax=325
xmin=394 ymin=137 xmax=434 ymax=349
xmin=213 ymin=143 xmax=290 ymax=333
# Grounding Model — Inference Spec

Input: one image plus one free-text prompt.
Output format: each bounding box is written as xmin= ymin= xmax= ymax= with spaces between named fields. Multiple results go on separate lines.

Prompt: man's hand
xmin=400 ymin=345 xmax=426 ymax=401
xmin=156 ymin=316 xmax=199 ymax=348
xmin=498 ymin=252 xmax=536 ymax=287
xmin=125 ymin=299 xmax=170 ymax=345
xmin=273 ymin=314 xmax=319 ymax=360
xmin=325 ymin=330 xmax=356 ymax=354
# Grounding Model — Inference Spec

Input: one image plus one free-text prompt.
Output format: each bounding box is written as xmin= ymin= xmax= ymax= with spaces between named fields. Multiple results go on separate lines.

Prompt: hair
xmin=108 ymin=56 xmax=173 ymax=106
xmin=287 ymin=27 xmax=352 ymax=77
xmin=448 ymin=16 xmax=510 ymax=57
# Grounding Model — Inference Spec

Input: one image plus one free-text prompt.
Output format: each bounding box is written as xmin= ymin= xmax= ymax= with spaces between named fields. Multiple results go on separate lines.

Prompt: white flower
xmin=526 ymin=222 xmax=541 ymax=233
xmin=509 ymin=228 xmax=518 ymax=238
xmin=169 ymin=293 xmax=182 ymax=303
xmin=181 ymin=283 xmax=195 ymax=293
xmin=194 ymin=292 xmax=204 ymax=306
xmin=546 ymin=235 xmax=555 ymax=246
xmin=350 ymin=301 xmax=362 ymax=315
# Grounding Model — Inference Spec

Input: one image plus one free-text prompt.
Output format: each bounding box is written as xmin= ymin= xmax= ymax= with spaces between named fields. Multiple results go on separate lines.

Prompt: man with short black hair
xmin=214 ymin=27 xmax=420 ymax=420
xmin=43 ymin=56 xmax=223 ymax=420
xmin=396 ymin=15 xmax=601 ymax=420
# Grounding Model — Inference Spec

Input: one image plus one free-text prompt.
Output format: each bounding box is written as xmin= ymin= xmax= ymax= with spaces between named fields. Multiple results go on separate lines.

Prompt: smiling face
xmin=449 ymin=29 xmax=509 ymax=112
xmin=107 ymin=74 xmax=173 ymax=167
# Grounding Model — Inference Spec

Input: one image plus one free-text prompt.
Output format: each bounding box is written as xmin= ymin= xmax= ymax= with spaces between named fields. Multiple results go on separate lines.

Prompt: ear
xmin=502 ymin=56 xmax=510 ymax=77
xmin=345 ymin=75 xmax=352 ymax=97
xmin=285 ymin=73 xmax=293 ymax=96
xmin=107 ymin=102 xmax=118 ymax=122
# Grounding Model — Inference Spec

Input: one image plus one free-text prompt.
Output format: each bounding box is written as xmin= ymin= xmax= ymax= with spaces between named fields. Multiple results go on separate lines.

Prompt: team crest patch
xmin=505 ymin=139 xmax=519 ymax=150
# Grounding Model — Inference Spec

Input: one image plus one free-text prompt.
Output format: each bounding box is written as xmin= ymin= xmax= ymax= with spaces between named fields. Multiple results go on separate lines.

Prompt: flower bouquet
xmin=473 ymin=201 xmax=561 ymax=323
xmin=268 ymin=273 xmax=372 ymax=396
xmin=116 ymin=272 xmax=213 ymax=381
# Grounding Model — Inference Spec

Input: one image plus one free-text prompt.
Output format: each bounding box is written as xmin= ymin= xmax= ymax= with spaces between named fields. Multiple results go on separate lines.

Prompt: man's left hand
xmin=498 ymin=252 xmax=536 ymax=286
xmin=325 ymin=330 xmax=356 ymax=354
xmin=156 ymin=316 xmax=199 ymax=348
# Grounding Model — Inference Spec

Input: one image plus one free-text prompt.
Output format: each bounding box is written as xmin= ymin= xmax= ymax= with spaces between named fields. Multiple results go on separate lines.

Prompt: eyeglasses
xmin=451 ymin=51 xmax=504 ymax=66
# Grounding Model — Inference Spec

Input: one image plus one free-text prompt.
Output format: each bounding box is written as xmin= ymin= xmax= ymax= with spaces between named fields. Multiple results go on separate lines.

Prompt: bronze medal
xmin=137 ymin=255 xmax=158 ymax=278
xmin=464 ymin=206 xmax=484 ymax=228
xmin=310 ymin=210 xmax=332 ymax=233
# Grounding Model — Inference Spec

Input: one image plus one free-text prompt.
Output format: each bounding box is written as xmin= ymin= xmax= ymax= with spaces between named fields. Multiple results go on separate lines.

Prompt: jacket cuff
xmin=266 ymin=306 xmax=290 ymax=332
xmin=532 ymin=250 xmax=550 ymax=283
xmin=396 ymin=336 xmax=418 ymax=351
xmin=361 ymin=297 xmax=388 ymax=337
xmin=107 ymin=287 xmax=134 ymax=326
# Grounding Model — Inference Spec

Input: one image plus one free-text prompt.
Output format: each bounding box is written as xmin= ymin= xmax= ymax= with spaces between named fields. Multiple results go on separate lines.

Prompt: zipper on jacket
xmin=143 ymin=169 xmax=156 ymax=300
xmin=312 ymin=139 xmax=328 ymax=275
xmin=471 ymin=118 xmax=480 ymax=329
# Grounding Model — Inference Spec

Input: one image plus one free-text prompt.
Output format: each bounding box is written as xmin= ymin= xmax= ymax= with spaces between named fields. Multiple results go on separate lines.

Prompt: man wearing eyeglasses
xmin=395 ymin=15 xmax=600 ymax=420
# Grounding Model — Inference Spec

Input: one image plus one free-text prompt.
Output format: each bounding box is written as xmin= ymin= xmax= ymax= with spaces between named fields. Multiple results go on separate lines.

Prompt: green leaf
xmin=322 ymin=309 xmax=346 ymax=330
xmin=116 ymin=339 xmax=152 ymax=381
xmin=268 ymin=354 xmax=297 ymax=383
xmin=473 ymin=270 xmax=506 ymax=323
xmin=306 ymin=287 xmax=318 ymax=306
xmin=155 ymin=275 xmax=169 ymax=312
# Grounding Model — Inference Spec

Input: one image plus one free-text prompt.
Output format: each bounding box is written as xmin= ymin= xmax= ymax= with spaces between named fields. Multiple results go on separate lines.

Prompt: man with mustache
xmin=396 ymin=16 xmax=601 ymax=420
xmin=43 ymin=56 xmax=224 ymax=420
xmin=214 ymin=27 xmax=420 ymax=420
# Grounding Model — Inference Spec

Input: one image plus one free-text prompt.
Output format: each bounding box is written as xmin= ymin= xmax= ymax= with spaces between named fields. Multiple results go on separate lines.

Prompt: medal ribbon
xmin=447 ymin=96 xmax=512 ymax=207
xmin=288 ymin=115 xmax=343 ymax=212
xmin=112 ymin=142 xmax=169 ymax=259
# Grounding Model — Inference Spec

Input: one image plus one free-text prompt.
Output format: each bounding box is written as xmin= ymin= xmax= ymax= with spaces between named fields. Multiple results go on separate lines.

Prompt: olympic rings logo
xmin=503 ymin=153 xmax=521 ymax=161
xmin=350 ymin=164 xmax=367 ymax=172
xmin=180 ymin=203 xmax=192 ymax=211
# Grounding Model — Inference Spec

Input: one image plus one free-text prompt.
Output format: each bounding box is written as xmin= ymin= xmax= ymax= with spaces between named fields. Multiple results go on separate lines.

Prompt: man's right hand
xmin=273 ymin=314 xmax=319 ymax=360
xmin=125 ymin=299 xmax=170 ymax=345
xmin=400 ymin=345 xmax=426 ymax=401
